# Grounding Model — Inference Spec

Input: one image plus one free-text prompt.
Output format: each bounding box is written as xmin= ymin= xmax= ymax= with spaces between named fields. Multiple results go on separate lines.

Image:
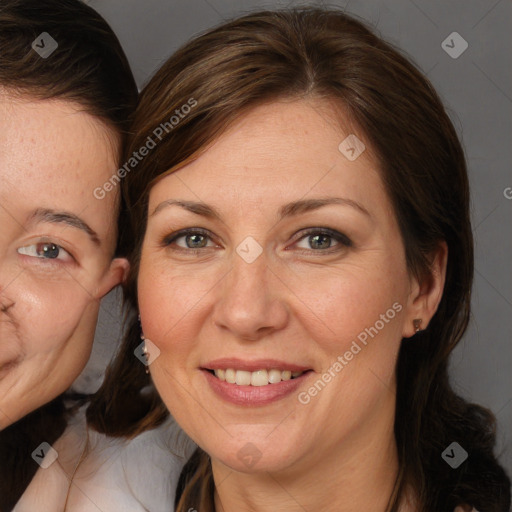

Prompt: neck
xmin=212 ymin=392 xmax=406 ymax=512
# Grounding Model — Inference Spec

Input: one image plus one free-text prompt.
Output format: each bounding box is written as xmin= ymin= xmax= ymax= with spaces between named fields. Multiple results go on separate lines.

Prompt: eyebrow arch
xmin=29 ymin=208 xmax=101 ymax=245
xmin=152 ymin=197 xmax=370 ymax=221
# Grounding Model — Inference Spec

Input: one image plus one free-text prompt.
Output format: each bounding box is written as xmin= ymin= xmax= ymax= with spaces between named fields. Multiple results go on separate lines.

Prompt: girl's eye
xmin=294 ymin=229 xmax=352 ymax=251
xmin=17 ymin=242 xmax=73 ymax=262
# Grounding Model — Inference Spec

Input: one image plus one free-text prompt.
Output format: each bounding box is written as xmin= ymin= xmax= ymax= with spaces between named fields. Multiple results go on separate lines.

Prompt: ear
xmin=402 ymin=241 xmax=448 ymax=338
xmin=93 ymin=257 xmax=130 ymax=299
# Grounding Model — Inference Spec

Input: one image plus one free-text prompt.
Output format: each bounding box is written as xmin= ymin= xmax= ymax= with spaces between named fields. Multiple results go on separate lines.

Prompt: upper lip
xmin=202 ymin=358 xmax=311 ymax=372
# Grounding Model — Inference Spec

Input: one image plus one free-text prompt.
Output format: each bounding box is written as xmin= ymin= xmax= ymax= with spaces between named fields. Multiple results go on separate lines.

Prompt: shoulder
xmin=15 ymin=405 xmax=196 ymax=512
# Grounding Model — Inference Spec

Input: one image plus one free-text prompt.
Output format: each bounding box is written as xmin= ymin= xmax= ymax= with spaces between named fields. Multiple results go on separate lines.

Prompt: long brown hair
xmin=87 ymin=7 xmax=511 ymax=511
xmin=0 ymin=0 xmax=137 ymax=509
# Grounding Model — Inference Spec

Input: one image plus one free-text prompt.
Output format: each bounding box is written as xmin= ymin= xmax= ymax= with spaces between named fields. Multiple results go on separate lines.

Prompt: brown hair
xmin=0 ymin=0 xmax=137 ymax=135
xmin=87 ymin=7 xmax=510 ymax=512
xmin=0 ymin=0 xmax=137 ymax=508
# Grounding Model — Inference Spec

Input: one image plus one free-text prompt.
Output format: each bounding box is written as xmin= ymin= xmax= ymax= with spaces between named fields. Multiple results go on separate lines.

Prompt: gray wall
xmin=75 ymin=0 xmax=512 ymax=478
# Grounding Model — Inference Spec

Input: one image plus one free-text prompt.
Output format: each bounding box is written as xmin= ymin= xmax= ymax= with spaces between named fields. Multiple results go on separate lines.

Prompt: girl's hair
xmin=0 ymin=0 xmax=137 ymax=135
xmin=87 ymin=7 xmax=511 ymax=512
xmin=0 ymin=0 xmax=137 ymax=508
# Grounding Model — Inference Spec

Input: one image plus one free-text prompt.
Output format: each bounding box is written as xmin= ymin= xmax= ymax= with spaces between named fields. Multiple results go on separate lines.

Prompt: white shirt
xmin=15 ymin=406 xmax=196 ymax=512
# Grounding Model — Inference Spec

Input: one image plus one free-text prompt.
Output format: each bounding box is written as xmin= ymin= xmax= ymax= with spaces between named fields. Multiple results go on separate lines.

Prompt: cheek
xmin=13 ymin=278 xmax=93 ymax=354
xmin=138 ymin=259 xmax=215 ymax=354
xmin=290 ymin=259 xmax=407 ymax=356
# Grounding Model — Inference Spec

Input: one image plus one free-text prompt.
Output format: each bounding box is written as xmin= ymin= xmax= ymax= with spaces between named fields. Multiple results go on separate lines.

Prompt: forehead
xmin=150 ymin=100 xmax=389 ymax=216
xmin=0 ymin=94 xmax=120 ymax=237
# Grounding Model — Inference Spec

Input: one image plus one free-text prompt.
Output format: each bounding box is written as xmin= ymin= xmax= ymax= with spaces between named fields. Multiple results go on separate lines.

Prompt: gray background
xmin=73 ymin=0 xmax=512 ymax=478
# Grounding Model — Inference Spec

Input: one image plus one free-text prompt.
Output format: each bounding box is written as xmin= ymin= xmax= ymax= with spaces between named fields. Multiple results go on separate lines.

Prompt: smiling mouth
xmin=208 ymin=368 xmax=309 ymax=386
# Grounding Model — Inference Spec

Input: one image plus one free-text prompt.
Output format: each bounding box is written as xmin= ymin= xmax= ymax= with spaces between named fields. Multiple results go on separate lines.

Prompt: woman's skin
xmin=0 ymin=91 xmax=128 ymax=429
xmin=138 ymin=99 xmax=447 ymax=511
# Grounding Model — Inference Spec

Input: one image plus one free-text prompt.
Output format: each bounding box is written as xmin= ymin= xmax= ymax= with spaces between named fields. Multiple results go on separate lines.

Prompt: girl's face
xmin=138 ymin=99 xmax=445 ymax=473
xmin=0 ymin=94 xmax=128 ymax=428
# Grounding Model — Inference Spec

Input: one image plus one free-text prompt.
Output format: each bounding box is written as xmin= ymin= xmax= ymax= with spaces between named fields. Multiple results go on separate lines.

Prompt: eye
xmin=293 ymin=229 xmax=352 ymax=252
xmin=18 ymin=242 xmax=74 ymax=262
xmin=163 ymin=229 xmax=217 ymax=251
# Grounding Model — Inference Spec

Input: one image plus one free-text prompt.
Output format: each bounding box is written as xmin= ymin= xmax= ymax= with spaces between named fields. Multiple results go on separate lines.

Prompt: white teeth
xmin=251 ymin=370 xmax=269 ymax=387
xmin=268 ymin=369 xmax=282 ymax=384
xmin=235 ymin=370 xmax=251 ymax=385
xmin=225 ymin=368 xmax=236 ymax=383
xmin=213 ymin=368 xmax=304 ymax=385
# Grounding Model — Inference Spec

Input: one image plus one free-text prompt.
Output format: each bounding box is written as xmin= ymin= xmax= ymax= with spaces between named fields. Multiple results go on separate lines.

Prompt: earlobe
xmin=402 ymin=241 xmax=448 ymax=338
xmin=94 ymin=257 xmax=130 ymax=299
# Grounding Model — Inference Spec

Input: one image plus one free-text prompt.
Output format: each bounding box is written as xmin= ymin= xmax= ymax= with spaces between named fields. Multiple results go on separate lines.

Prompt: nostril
xmin=0 ymin=300 xmax=15 ymax=314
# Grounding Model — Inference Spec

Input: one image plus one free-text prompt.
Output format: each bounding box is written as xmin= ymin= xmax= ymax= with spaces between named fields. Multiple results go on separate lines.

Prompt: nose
xmin=0 ymin=278 xmax=16 ymax=314
xmin=212 ymin=253 xmax=290 ymax=341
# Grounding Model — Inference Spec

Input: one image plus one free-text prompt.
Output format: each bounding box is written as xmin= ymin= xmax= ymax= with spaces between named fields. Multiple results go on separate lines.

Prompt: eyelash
xmin=161 ymin=227 xmax=352 ymax=254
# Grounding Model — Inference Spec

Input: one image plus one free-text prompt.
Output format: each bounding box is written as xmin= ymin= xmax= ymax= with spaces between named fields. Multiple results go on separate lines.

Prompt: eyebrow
xmin=29 ymin=208 xmax=101 ymax=245
xmin=151 ymin=197 xmax=370 ymax=221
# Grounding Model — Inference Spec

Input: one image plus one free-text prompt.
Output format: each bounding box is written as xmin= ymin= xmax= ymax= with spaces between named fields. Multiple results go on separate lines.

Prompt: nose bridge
xmin=0 ymin=242 xmax=22 ymax=306
xmin=0 ymin=266 xmax=19 ymax=306
xmin=227 ymin=251 xmax=271 ymax=305
xmin=213 ymin=248 xmax=288 ymax=339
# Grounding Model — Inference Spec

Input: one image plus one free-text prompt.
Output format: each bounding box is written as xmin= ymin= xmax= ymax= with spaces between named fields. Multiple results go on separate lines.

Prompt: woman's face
xmin=138 ymin=99 xmax=441 ymax=473
xmin=0 ymin=93 xmax=128 ymax=428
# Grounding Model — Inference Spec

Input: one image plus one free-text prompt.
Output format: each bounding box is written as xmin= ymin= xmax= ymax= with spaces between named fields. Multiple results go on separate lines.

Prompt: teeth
xmin=251 ymin=370 xmax=268 ymax=387
xmin=225 ymin=368 xmax=236 ymax=384
xmin=268 ymin=369 xmax=282 ymax=384
xmin=235 ymin=370 xmax=251 ymax=386
xmin=213 ymin=368 xmax=304 ymax=385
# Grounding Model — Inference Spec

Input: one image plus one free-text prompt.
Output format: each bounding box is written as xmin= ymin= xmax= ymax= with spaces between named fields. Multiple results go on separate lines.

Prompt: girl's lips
xmin=202 ymin=368 xmax=312 ymax=406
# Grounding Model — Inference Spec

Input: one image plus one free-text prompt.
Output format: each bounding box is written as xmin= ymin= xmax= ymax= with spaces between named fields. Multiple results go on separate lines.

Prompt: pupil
xmin=187 ymin=234 xmax=206 ymax=248
xmin=310 ymin=234 xmax=331 ymax=249
xmin=39 ymin=243 xmax=59 ymax=259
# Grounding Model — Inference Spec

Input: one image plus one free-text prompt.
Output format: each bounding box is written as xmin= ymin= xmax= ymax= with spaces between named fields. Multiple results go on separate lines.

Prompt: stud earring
xmin=413 ymin=318 xmax=423 ymax=333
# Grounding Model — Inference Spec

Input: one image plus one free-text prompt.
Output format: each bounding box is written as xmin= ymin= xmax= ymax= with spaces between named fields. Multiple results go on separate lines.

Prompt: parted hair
xmin=87 ymin=7 xmax=511 ymax=512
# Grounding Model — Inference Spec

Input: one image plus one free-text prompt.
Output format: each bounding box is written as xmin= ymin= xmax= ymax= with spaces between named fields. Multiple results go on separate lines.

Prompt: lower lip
xmin=202 ymin=369 xmax=311 ymax=406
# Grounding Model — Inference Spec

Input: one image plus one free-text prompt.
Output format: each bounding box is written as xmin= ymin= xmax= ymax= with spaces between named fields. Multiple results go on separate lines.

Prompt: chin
xmin=210 ymin=438 xmax=299 ymax=474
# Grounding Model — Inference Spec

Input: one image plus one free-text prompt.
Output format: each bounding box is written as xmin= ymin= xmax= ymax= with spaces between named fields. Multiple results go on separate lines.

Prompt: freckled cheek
xmin=12 ymin=282 xmax=92 ymax=353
